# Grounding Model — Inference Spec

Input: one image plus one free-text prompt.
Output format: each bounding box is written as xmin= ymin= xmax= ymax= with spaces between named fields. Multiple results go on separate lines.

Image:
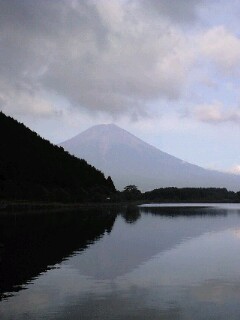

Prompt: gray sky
xmin=1 ymin=0 xmax=240 ymax=173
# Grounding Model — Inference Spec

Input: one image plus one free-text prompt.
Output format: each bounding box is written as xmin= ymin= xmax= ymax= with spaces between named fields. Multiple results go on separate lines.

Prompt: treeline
xmin=0 ymin=112 xmax=115 ymax=202
xmin=144 ymin=187 xmax=240 ymax=202
xmin=114 ymin=185 xmax=240 ymax=203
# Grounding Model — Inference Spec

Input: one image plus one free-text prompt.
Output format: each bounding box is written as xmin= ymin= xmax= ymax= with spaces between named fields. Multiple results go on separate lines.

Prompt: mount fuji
xmin=60 ymin=124 xmax=240 ymax=191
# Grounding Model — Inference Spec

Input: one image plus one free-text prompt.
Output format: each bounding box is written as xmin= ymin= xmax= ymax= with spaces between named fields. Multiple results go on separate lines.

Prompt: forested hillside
xmin=0 ymin=112 xmax=115 ymax=202
xmin=144 ymin=187 xmax=240 ymax=203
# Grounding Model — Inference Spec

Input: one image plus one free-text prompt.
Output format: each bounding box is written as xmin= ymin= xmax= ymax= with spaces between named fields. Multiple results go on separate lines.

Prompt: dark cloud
xmin=0 ymin=0 xmax=198 ymax=117
xmin=141 ymin=0 xmax=204 ymax=24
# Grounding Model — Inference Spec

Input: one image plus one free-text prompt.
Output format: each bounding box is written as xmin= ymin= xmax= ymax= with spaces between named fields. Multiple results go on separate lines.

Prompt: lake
xmin=1 ymin=203 xmax=240 ymax=319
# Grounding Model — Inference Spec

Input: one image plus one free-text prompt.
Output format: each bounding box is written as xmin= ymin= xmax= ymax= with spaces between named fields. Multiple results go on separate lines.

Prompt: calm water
xmin=1 ymin=204 xmax=240 ymax=319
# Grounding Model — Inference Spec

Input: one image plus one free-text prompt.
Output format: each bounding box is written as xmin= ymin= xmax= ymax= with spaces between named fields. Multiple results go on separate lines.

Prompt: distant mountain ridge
xmin=0 ymin=112 xmax=115 ymax=201
xmin=60 ymin=124 xmax=240 ymax=191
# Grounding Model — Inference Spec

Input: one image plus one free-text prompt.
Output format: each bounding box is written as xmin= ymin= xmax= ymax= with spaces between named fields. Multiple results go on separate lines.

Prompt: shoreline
xmin=1 ymin=199 xmax=240 ymax=214
xmin=0 ymin=200 xmax=145 ymax=214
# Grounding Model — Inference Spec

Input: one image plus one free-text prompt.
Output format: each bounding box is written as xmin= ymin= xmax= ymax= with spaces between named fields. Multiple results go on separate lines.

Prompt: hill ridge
xmin=0 ymin=112 xmax=115 ymax=201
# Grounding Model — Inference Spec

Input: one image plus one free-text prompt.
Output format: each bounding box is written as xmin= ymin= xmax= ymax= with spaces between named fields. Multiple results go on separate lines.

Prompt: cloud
xmin=141 ymin=0 xmax=204 ymax=24
xmin=228 ymin=165 xmax=240 ymax=175
xmin=2 ymin=0 xmax=240 ymax=123
xmin=192 ymin=102 xmax=240 ymax=124
xmin=0 ymin=0 xmax=196 ymax=118
xmin=0 ymin=80 xmax=60 ymax=118
xmin=200 ymin=26 xmax=240 ymax=74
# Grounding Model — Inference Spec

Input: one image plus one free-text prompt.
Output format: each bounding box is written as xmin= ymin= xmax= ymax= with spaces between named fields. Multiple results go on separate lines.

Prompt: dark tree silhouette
xmin=0 ymin=111 xmax=116 ymax=202
xmin=122 ymin=185 xmax=141 ymax=200
xmin=144 ymin=187 xmax=239 ymax=203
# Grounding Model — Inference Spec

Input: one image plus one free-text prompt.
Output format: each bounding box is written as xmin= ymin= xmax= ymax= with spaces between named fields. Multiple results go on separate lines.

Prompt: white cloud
xmin=228 ymin=165 xmax=240 ymax=175
xmin=0 ymin=80 xmax=59 ymax=118
xmin=193 ymin=102 xmax=240 ymax=123
xmin=200 ymin=26 xmax=240 ymax=74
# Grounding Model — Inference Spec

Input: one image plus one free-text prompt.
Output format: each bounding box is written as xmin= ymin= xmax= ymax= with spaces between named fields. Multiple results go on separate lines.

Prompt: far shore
xmin=1 ymin=198 xmax=240 ymax=214
xmin=0 ymin=200 xmax=145 ymax=214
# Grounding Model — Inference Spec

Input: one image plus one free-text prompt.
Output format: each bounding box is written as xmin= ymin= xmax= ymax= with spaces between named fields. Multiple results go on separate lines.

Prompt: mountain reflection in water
xmin=1 ymin=204 xmax=240 ymax=320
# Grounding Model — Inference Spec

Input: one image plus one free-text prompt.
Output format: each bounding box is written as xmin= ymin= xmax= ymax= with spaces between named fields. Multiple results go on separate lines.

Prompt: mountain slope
xmin=0 ymin=112 xmax=115 ymax=201
xmin=60 ymin=124 xmax=240 ymax=191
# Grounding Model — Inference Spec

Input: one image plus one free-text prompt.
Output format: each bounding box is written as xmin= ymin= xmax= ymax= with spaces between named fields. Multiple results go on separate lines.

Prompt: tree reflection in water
xmin=0 ymin=208 xmax=117 ymax=300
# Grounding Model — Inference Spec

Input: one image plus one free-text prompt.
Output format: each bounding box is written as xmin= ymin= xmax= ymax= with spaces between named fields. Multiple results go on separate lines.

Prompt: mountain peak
xmin=62 ymin=123 xmax=145 ymax=149
xmin=91 ymin=123 xmax=119 ymax=129
xmin=84 ymin=123 xmax=126 ymax=133
xmin=88 ymin=123 xmax=123 ymax=133
xmin=60 ymin=124 xmax=240 ymax=191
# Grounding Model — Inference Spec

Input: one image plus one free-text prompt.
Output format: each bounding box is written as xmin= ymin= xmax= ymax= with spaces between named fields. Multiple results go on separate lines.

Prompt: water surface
xmin=1 ymin=204 xmax=240 ymax=319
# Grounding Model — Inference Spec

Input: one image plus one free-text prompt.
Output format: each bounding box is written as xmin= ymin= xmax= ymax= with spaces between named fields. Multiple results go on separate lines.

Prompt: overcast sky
xmin=1 ymin=0 xmax=240 ymax=173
